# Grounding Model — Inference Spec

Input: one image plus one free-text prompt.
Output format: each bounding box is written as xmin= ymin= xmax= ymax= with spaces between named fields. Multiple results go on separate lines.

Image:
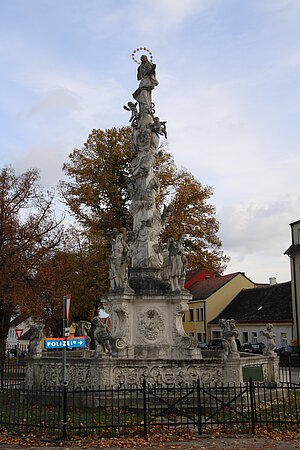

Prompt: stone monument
xmin=25 ymin=50 xmax=279 ymax=389
xmin=104 ymin=50 xmax=199 ymax=362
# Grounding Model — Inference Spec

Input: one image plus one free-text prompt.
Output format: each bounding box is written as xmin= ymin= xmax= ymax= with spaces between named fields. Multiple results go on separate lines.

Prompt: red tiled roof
xmin=184 ymin=269 xmax=215 ymax=290
xmin=188 ymin=272 xmax=247 ymax=300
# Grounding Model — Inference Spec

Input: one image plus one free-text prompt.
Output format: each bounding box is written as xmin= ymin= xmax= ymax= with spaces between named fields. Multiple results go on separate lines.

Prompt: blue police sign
xmin=44 ymin=337 xmax=85 ymax=350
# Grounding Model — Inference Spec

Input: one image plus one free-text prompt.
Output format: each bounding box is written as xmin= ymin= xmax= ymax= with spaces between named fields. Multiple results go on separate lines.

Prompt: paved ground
xmin=0 ymin=435 xmax=300 ymax=450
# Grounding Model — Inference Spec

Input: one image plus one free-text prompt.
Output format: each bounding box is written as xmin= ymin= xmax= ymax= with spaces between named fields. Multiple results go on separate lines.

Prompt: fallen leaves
xmin=0 ymin=426 xmax=299 ymax=448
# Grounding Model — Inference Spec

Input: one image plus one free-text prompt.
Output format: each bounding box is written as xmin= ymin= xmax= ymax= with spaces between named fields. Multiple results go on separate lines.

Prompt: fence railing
xmin=0 ymin=359 xmax=26 ymax=388
xmin=0 ymin=379 xmax=299 ymax=438
xmin=279 ymin=356 xmax=300 ymax=385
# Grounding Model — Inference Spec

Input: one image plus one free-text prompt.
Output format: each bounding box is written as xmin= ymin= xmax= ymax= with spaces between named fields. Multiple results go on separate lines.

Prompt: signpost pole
xmin=61 ymin=295 xmax=68 ymax=439
xmin=62 ymin=296 xmax=67 ymax=385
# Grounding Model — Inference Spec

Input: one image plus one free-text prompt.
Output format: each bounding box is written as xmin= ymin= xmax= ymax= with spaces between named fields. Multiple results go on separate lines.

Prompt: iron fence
xmin=0 ymin=379 xmax=299 ymax=438
xmin=279 ymin=356 xmax=300 ymax=385
xmin=0 ymin=359 xmax=26 ymax=388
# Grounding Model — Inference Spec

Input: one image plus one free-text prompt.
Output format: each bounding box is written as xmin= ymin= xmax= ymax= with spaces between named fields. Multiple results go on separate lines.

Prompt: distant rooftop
xmin=209 ymin=281 xmax=292 ymax=324
xmin=188 ymin=272 xmax=252 ymax=300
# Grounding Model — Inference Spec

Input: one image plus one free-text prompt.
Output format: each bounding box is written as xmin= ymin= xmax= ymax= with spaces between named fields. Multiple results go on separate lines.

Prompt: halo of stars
xmin=131 ymin=47 xmax=153 ymax=64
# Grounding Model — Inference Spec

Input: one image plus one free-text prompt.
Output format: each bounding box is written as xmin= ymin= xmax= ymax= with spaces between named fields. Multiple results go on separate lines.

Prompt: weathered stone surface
xmin=103 ymin=289 xmax=199 ymax=360
xmin=25 ymin=352 xmax=278 ymax=389
xmin=260 ymin=323 xmax=276 ymax=356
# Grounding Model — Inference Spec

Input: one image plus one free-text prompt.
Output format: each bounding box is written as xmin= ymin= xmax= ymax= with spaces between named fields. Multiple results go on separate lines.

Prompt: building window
xmin=252 ymin=332 xmax=257 ymax=343
xmin=190 ymin=332 xmax=194 ymax=337
xmin=196 ymin=308 xmax=204 ymax=322
xmin=197 ymin=332 xmax=203 ymax=342
xmin=182 ymin=313 xmax=185 ymax=322
xmin=212 ymin=331 xmax=221 ymax=339
xmin=189 ymin=309 xmax=194 ymax=322
xmin=281 ymin=332 xmax=288 ymax=346
xmin=242 ymin=332 xmax=248 ymax=344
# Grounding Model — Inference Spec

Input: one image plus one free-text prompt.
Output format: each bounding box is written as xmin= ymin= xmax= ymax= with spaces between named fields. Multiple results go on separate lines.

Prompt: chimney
xmin=269 ymin=277 xmax=277 ymax=286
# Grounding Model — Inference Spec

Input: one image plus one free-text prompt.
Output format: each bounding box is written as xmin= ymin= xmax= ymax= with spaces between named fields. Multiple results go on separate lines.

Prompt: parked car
xmin=7 ymin=348 xmax=17 ymax=358
xmin=208 ymin=339 xmax=225 ymax=350
xmin=279 ymin=346 xmax=300 ymax=366
xmin=197 ymin=342 xmax=208 ymax=350
xmin=208 ymin=339 xmax=241 ymax=351
xmin=241 ymin=342 xmax=266 ymax=354
xmin=274 ymin=346 xmax=284 ymax=355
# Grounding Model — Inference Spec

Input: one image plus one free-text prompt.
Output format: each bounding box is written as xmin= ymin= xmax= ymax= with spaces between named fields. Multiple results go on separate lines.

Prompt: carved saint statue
xmin=260 ymin=323 xmax=276 ymax=356
xmin=219 ymin=319 xmax=239 ymax=357
xmin=108 ymin=232 xmax=130 ymax=290
xmin=93 ymin=317 xmax=112 ymax=357
xmin=27 ymin=320 xmax=44 ymax=357
xmin=168 ymin=235 xmax=187 ymax=291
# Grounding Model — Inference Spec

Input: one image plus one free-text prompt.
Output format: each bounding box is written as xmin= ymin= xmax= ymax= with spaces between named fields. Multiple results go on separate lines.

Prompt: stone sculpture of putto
xmin=260 ymin=323 xmax=276 ymax=356
xmin=219 ymin=319 xmax=240 ymax=358
xmin=93 ymin=317 xmax=112 ymax=358
xmin=27 ymin=319 xmax=44 ymax=358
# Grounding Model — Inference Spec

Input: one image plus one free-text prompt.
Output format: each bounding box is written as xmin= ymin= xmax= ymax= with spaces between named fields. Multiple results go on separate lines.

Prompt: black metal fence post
xmin=143 ymin=379 xmax=147 ymax=436
xmin=288 ymin=357 xmax=292 ymax=384
xmin=61 ymin=383 xmax=67 ymax=439
xmin=197 ymin=378 xmax=202 ymax=435
xmin=0 ymin=357 xmax=3 ymax=390
xmin=249 ymin=377 xmax=255 ymax=434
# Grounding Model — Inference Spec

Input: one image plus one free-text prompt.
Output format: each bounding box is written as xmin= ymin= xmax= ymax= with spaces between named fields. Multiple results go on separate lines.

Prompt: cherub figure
xmin=260 ymin=323 xmax=276 ymax=356
xmin=93 ymin=317 xmax=112 ymax=357
xmin=123 ymin=101 xmax=139 ymax=126
xmin=27 ymin=319 xmax=44 ymax=357
xmin=219 ymin=318 xmax=239 ymax=357
xmin=151 ymin=117 xmax=167 ymax=138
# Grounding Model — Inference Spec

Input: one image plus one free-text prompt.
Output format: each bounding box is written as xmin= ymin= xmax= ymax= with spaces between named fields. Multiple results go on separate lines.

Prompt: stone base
xmin=25 ymin=352 xmax=279 ymax=389
xmin=25 ymin=354 xmax=223 ymax=389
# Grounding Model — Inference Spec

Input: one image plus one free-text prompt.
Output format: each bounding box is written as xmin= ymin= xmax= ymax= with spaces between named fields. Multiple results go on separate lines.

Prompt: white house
xmin=6 ymin=315 xmax=30 ymax=354
xmin=208 ymin=281 xmax=292 ymax=347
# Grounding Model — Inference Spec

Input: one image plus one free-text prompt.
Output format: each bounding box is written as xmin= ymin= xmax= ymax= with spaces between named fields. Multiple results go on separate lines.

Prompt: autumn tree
xmin=35 ymin=227 xmax=109 ymax=336
xmin=61 ymin=127 xmax=229 ymax=275
xmin=0 ymin=166 xmax=64 ymax=359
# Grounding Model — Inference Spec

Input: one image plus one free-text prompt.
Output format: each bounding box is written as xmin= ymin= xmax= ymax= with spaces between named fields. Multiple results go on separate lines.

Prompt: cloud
xmin=217 ymin=196 xmax=299 ymax=282
xmin=28 ymin=88 xmax=82 ymax=117
xmin=218 ymin=194 xmax=298 ymax=261
xmin=131 ymin=0 xmax=212 ymax=33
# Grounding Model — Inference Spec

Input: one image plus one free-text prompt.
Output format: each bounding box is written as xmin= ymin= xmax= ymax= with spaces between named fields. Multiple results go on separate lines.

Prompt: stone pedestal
xmin=223 ymin=355 xmax=243 ymax=384
xmin=103 ymin=289 xmax=201 ymax=360
xmin=267 ymin=355 xmax=280 ymax=384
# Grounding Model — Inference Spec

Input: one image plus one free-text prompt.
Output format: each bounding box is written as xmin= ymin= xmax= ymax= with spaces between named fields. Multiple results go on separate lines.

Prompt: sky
xmin=0 ymin=0 xmax=299 ymax=283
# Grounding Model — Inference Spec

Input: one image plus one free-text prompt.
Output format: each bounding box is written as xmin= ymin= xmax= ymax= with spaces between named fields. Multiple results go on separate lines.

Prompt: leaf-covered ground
xmin=0 ymin=427 xmax=299 ymax=449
